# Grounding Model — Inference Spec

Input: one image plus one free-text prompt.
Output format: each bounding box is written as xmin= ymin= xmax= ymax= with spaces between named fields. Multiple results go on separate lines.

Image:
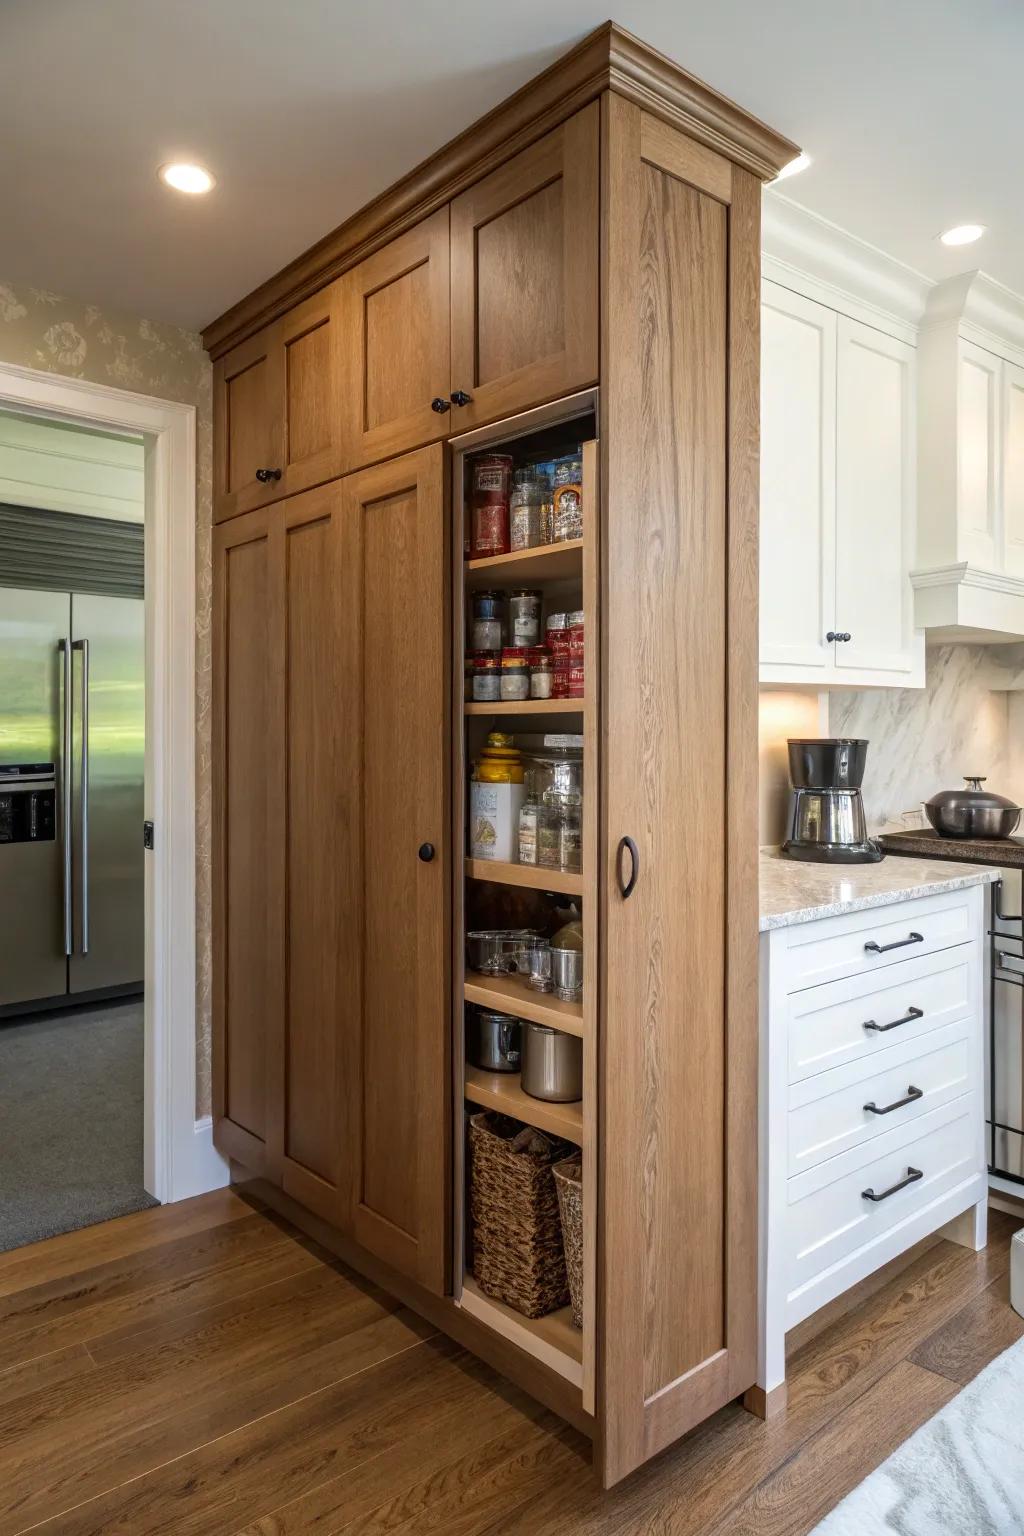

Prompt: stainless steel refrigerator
xmin=0 ymin=586 xmax=144 ymax=1011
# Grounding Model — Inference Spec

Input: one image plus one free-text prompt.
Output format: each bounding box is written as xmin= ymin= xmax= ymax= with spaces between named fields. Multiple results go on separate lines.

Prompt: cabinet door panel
xmin=957 ymin=339 xmax=1000 ymax=567
xmin=342 ymin=446 xmax=449 ymax=1292
xmin=338 ymin=210 xmax=451 ymax=471
xmin=450 ymin=103 xmax=598 ymax=430
xmin=599 ymin=97 xmax=758 ymax=1485
xmin=835 ymin=317 xmax=917 ymax=676
xmin=279 ymin=285 xmax=343 ymax=499
xmin=212 ymin=509 xmax=283 ymax=1176
xmin=1003 ymin=360 xmax=1024 ymax=579
xmin=279 ymin=488 xmax=351 ymax=1224
xmin=213 ymin=326 xmax=283 ymax=524
xmin=759 ymin=283 xmax=837 ymax=676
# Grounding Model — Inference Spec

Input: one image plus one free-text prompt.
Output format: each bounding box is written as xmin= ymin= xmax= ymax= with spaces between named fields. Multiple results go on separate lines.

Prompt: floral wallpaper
xmin=0 ymin=277 xmax=214 ymax=1117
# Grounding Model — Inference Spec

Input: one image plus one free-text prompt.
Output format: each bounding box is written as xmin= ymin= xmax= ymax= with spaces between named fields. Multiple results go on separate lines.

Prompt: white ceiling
xmin=2 ymin=0 xmax=1022 ymax=334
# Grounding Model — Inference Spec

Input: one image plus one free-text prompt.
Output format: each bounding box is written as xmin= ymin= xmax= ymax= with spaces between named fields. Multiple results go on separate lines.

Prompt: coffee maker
xmin=782 ymin=738 xmax=884 ymax=864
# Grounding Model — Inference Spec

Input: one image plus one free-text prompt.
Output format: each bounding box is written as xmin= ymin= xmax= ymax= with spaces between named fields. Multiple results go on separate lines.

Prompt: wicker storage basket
xmin=468 ymin=1111 xmax=571 ymax=1319
xmin=553 ymin=1154 xmax=583 ymax=1329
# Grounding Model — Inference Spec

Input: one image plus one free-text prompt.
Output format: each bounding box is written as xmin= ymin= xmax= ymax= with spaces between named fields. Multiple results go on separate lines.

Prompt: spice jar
xmin=552 ymin=456 xmax=583 ymax=542
xmin=558 ymin=793 xmax=583 ymax=872
xmin=508 ymin=589 xmax=542 ymax=649
xmin=509 ymin=469 xmax=549 ymax=551
xmin=529 ymin=651 xmax=553 ymax=700
xmin=472 ymin=653 xmax=501 ymax=702
xmin=470 ymin=589 xmax=504 ymax=652
xmin=499 ymin=648 xmax=530 ymax=701
xmin=470 ymin=455 xmax=513 ymax=557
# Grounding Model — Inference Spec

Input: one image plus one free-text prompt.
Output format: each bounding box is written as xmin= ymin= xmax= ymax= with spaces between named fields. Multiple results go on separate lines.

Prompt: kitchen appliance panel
xmin=0 ymin=587 xmax=70 ymax=1007
xmin=69 ymin=592 xmax=144 ymax=994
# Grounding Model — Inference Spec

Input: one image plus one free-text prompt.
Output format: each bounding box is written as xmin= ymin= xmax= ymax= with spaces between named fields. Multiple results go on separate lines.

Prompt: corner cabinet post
xmin=596 ymin=91 xmax=761 ymax=1486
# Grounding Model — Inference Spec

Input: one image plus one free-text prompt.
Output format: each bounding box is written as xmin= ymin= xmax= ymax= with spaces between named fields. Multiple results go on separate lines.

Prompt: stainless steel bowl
xmin=924 ymin=777 xmax=1021 ymax=840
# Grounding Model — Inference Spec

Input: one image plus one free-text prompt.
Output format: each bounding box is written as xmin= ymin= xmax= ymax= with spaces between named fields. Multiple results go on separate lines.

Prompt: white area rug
xmin=811 ymin=1335 xmax=1024 ymax=1534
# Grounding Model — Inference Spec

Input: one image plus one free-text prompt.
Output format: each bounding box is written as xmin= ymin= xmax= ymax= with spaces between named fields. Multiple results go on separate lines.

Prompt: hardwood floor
xmin=0 ymin=1191 xmax=1018 ymax=1535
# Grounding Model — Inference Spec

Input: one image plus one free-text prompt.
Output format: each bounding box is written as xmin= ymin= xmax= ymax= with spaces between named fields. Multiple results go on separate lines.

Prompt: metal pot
xmin=924 ymin=777 xmax=1022 ymax=840
xmin=466 ymin=929 xmax=540 ymax=976
xmin=788 ymin=738 xmax=869 ymax=790
xmin=521 ymin=1023 xmax=583 ymax=1102
xmin=467 ymin=1009 xmax=521 ymax=1072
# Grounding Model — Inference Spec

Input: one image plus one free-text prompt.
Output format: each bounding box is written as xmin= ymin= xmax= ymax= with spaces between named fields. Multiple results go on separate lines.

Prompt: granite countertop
xmin=759 ymin=848 xmax=998 ymax=932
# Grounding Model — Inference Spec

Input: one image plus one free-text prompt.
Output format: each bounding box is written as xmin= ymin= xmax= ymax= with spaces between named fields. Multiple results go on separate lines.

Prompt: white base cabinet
xmin=756 ymin=886 xmax=988 ymax=1404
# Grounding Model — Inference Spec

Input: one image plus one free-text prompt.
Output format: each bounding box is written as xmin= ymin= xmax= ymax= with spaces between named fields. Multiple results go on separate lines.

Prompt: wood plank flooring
xmin=0 ymin=1191 xmax=1018 ymax=1535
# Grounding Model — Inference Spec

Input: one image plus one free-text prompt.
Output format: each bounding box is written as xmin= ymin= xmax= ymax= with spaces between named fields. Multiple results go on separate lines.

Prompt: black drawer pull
xmin=863 ymin=1005 xmax=924 ymax=1034
xmin=864 ymin=1085 xmax=923 ymax=1116
xmin=430 ymin=397 xmax=451 ymax=414
xmin=862 ymin=1166 xmax=923 ymax=1202
xmin=617 ymin=836 xmax=639 ymax=899
xmin=864 ymin=930 xmax=923 ymax=955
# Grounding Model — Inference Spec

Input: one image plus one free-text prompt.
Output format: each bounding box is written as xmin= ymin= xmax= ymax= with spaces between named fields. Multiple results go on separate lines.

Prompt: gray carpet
xmin=0 ymin=997 xmax=158 ymax=1253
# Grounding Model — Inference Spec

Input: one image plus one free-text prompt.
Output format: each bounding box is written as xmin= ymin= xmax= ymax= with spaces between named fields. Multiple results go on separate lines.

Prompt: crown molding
xmin=761 ymin=193 xmax=933 ymax=340
xmin=911 ymin=562 xmax=1024 ymax=597
xmin=921 ymin=270 xmax=1024 ymax=365
xmin=202 ymin=22 xmax=798 ymax=358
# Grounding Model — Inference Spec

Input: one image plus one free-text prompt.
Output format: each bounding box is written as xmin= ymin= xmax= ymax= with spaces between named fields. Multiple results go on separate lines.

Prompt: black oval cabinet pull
xmin=864 ymin=1085 xmax=923 ymax=1116
xmin=617 ymin=836 xmax=639 ymax=899
xmin=863 ymin=1005 xmax=924 ymax=1034
xmin=418 ymin=843 xmax=435 ymax=863
xmin=450 ymin=389 xmax=473 ymax=407
xmin=826 ymin=631 xmax=852 ymax=643
xmin=430 ymin=397 xmax=451 ymax=414
xmin=865 ymin=931 xmax=924 ymax=955
xmin=255 ymin=467 xmax=282 ymax=483
xmin=862 ymin=1167 xmax=923 ymax=1202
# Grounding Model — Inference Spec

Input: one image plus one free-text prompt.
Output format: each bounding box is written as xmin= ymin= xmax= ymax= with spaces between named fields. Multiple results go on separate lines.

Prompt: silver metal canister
xmin=508 ymin=589 xmax=542 ymax=649
xmin=550 ymin=945 xmax=583 ymax=1003
xmin=521 ymin=1023 xmax=583 ymax=1102
xmin=467 ymin=1010 xmax=521 ymax=1072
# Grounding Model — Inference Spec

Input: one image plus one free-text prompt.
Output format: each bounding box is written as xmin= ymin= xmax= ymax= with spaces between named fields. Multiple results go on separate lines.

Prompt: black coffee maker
xmin=782 ymin=738 xmax=884 ymax=864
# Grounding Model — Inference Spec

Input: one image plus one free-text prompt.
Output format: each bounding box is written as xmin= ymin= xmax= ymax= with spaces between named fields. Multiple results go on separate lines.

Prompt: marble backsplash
xmin=830 ymin=645 xmax=1022 ymax=832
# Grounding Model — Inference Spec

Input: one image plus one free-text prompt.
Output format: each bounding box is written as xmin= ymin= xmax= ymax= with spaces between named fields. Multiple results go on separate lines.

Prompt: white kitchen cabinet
xmin=756 ymin=886 xmax=988 ymax=1414
xmin=760 ymin=280 xmax=924 ymax=688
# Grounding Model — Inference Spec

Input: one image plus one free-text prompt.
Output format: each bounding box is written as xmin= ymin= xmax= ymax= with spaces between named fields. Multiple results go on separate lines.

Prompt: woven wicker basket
xmin=553 ymin=1155 xmax=583 ymax=1329
xmin=468 ymin=1111 xmax=571 ymax=1319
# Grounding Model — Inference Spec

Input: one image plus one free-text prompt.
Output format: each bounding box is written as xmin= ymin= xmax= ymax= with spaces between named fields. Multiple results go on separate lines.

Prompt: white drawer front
xmin=787 ymin=1095 xmax=978 ymax=1296
xmin=781 ymin=890 xmax=975 ymax=993
xmin=788 ymin=1024 xmax=972 ymax=1177
xmin=787 ymin=945 xmax=974 ymax=1083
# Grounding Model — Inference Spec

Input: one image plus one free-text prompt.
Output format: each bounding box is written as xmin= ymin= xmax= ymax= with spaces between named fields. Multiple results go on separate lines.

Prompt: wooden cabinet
xmin=760 ymin=281 xmax=923 ymax=687
xmin=337 ymin=210 xmax=451 ymax=471
xmin=213 ymin=450 xmax=449 ymax=1292
xmin=213 ymin=285 xmax=343 ymax=522
xmin=449 ymin=103 xmax=599 ymax=430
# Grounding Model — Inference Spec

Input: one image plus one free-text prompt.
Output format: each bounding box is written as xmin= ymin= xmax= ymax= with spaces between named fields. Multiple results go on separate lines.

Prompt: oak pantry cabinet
xmin=206 ymin=23 xmax=796 ymax=1487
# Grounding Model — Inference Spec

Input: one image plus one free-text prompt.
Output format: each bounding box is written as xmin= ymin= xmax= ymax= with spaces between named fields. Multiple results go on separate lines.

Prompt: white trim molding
xmin=920 ymin=270 xmax=1024 ymax=369
xmin=0 ymin=359 xmax=228 ymax=1205
xmin=910 ymin=562 xmax=1024 ymax=644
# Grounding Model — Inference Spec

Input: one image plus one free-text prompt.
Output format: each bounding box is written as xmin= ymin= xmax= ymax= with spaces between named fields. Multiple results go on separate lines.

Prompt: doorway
xmin=0 ymin=360 xmax=227 ymax=1235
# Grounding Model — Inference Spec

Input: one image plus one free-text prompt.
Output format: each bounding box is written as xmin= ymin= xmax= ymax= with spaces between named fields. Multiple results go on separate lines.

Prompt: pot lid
xmin=925 ymin=776 xmax=1021 ymax=812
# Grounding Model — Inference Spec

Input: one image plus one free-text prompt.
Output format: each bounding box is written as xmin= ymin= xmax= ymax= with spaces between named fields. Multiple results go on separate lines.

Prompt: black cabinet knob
xmin=826 ymin=631 xmax=852 ymax=643
xmin=418 ymin=842 xmax=435 ymax=863
xmin=431 ymin=397 xmax=451 ymax=414
xmin=450 ymin=389 xmax=473 ymax=407
xmin=255 ymin=467 xmax=282 ymax=483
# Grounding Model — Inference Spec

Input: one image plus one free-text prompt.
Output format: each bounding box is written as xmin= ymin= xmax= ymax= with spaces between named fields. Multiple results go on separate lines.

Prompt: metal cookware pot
xmin=788 ymin=738 xmax=869 ymax=790
xmin=466 ymin=929 xmax=541 ymax=976
xmin=467 ymin=1009 xmax=521 ymax=1072
xmin=924 ymin=777 xmax=1021 ymax=840
xmin=521 ymin=1023 xmax=583 ymax=1102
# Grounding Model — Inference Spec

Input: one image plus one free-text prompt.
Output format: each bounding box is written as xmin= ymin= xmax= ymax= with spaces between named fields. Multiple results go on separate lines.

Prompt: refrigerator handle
xmin=59 ymin=638 xmax=73 ymax=956
xmin=73 ymin=638 xmax=90 ymax=956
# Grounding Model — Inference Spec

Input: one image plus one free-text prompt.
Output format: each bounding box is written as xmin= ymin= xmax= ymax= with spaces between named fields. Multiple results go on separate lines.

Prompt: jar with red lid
xmin=469 ymin=455 xmax=513 ymax=557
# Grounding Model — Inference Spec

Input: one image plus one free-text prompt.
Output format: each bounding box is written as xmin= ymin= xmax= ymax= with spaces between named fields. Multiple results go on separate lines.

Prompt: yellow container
xmin=475 ymin=731 xmax=525 ymax=784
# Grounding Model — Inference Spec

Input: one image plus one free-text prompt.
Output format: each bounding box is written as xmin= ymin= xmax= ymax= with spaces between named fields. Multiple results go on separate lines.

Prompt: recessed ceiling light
xmin=159 ymin=162 xmax=216 ymax=195
xmin=774 ymin=152 xmax=812 ymax=182
xmin=939 ymin=223 xmax=986 ymax=246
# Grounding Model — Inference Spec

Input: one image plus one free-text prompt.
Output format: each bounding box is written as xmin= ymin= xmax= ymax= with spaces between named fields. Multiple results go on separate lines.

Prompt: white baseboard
xmin=165 ymin=1117 xmax=230 ymax=1204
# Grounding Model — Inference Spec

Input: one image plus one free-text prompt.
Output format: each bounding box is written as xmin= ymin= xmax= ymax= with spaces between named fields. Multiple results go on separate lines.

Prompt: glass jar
xmin=529 ymin=652 xmax=553 ymax=700
xmin=509 ymin=469 xmax=549 ymax=551
xmin=472 ymin=653 xmax=500 ymax=702
xmin=470 ymin=455 xmax=513 ymax=557
xmin=558 ymin=793 xmax=582 ymax=873
xmin=518 ymin=795 xmax=540 ymax=864
xmin=552 ymin=456 xmax=583 ymax=542
xmin=537 ymin=791 xmax=564 ymax=870
xmin=470 ymin=590 xmax=504 ymax=652
xmin=500 ymin=648 xmax=530 ymax=701
xmin=508 ymin=589 xmax=542 ymax=649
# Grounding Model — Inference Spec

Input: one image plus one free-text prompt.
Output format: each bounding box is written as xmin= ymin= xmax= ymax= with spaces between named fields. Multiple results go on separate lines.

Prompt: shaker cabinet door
xmin=337 ymin=209 xmax=451 ymax=472
xmin=213 ymin=325 xmax=284 ymax=524
xmin=336 ymin=445 xmax=450 ymax=1293
xmin=1002 ymin=359 xmax=1024 ymax=580
xmin=449 ymin=103 xmax=599 ymax=431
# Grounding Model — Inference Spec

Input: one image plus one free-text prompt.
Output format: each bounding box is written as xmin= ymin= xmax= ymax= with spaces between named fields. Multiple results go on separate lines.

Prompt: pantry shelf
xmin=464 ymin=699 xmax=585 ymax=716
xmin=464 ymin=1065 xmax=584 ymax=1145
xmin=459 ymin=1274 xmax=583 ymax=1385
xmin=464 ymin=974 xmax=584 ymax=1037
xmin=465 ymin=858 xmax=584 ymax=897
xmin=464 ymin=539 xmax=583 ymax=589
